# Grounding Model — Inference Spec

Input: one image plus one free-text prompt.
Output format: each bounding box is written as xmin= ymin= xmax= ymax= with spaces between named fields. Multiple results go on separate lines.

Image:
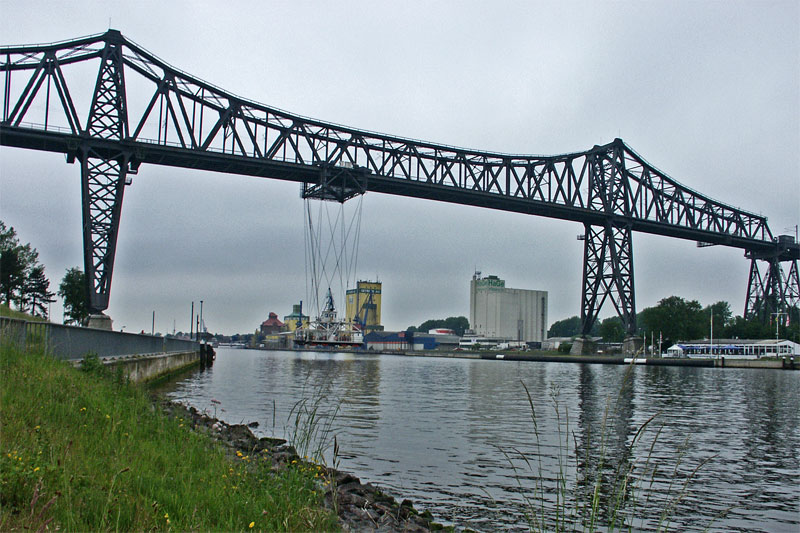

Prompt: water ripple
xmin=158 ymin=349 xmax=800 ymax=532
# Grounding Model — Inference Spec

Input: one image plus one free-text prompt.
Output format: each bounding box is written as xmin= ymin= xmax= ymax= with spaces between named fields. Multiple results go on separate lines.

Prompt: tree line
xmin=407 ymin=316 xmax=470 ymax=336
xmin=548 ymin=295 xmax=800 ymax=348
xmin=1 ymin=221 xmax=88 ymax=324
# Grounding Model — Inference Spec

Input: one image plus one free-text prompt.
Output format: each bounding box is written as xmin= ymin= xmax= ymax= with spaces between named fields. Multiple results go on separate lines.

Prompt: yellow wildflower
xmin=249 ymin=521 xmax=255 ymax=528
xmin=33 ymin=467 xmax=40 ymax=472
xmin=164 ymin=513 xmax=169 ymax=519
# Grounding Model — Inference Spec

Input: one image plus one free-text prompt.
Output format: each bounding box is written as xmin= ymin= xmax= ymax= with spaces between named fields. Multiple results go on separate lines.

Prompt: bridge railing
xmin=0 ymin=317 xmax=199 ymax=360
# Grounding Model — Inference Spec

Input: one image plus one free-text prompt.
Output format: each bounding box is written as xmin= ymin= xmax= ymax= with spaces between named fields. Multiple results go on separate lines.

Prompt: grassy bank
xmin=0 ymin=341 xmax=338 ymax=531
xmin=0 ymin=303 xmax=48 ymax=321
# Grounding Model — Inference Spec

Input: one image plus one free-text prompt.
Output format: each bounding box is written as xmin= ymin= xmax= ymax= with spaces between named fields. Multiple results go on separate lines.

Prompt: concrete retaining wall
xmin=102 ymin=351 xmax=201 ymax=383
xmin=1 ymin=317 xmax=199 ymax=360
xmin=715 ymin=358 xmax=788 ymax=369
xmin=2 ymin=316 xmax=206 ymax=383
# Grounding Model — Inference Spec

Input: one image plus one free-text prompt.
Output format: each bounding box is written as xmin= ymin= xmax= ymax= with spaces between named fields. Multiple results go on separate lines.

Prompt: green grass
xmin=0 ymin=341 xmax=338 ymax=531
xmin=0 ymin=303 xmax=47 ymax=322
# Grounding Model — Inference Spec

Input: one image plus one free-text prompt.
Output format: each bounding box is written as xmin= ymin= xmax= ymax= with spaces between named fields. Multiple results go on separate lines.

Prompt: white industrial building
xmin=469 ymin=273 xmax=548 ymax=343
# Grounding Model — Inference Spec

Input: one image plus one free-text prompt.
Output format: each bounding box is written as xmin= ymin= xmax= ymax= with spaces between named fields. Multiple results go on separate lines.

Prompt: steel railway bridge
xmin=2 ymin=30 xmax=798 ymax=336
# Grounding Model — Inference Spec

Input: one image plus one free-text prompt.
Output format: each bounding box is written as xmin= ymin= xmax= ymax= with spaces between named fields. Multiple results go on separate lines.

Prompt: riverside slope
xmin=160 ymin=399 xmax=443 ymax=532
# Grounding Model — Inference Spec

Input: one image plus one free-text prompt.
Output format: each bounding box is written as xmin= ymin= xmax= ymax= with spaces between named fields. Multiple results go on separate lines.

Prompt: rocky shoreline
xmin=159 ymin=399 xmax=445 ymax=532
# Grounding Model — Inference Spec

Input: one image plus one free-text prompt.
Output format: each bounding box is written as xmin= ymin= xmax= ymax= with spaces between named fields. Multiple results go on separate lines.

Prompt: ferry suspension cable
xmin=302 ymin=193 xmax=364 ymax=325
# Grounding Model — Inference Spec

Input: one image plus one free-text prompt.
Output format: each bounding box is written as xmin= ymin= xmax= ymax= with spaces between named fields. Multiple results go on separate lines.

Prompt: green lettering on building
xmin=476 ymin=277 xmax=505 ymax=290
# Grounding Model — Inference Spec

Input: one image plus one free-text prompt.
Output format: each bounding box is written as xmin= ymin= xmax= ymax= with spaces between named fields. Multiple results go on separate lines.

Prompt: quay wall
xmin=2 ymin=316 xmax=208 ymax=382
xmin=251 ymin=347 xmax=796 ymax=370
xmin=399 ymin=350 xmax=795 ymax=369
xmin=95 ymin=349 xmax=209 ymax=383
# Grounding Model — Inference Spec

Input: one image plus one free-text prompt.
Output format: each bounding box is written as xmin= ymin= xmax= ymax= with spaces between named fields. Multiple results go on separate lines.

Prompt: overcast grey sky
xmin=1 ymin=1 xmax=798 ymax=335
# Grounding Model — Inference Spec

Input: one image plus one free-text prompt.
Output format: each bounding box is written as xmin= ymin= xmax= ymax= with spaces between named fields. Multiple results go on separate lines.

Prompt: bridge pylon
xmin=78 ymin=31 xmax=131 ymax=317
xmin=580 ymin=222 xmax=637 ymax=336
xmin=744 ymin=238 xmax=800 ymax=325
xmin=580 ymin=140 xmax=637 ymax=338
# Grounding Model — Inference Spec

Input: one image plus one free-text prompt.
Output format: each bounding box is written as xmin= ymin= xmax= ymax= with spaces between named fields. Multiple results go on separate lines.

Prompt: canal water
xmin=160 ymin=349 xmax=799 ymax=532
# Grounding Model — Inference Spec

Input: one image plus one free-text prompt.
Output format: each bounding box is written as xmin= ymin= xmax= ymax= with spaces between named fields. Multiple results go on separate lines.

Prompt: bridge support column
xmin=580 ymin=222 xmax=637 ymax=337
xmin=78 ymin=29 xmax=130 ymax=316
xmin=622 ymin=336 xmax=644 ymax=356
xmin=86 ymin=313 xmax=114 ymax=330
xmin=79 ymin=146 xmax=130 ymax=314
xmin=745 ymin=255 xmax=800 ymax=324
xmin=570 ymin=336 xmax=597 ymax=355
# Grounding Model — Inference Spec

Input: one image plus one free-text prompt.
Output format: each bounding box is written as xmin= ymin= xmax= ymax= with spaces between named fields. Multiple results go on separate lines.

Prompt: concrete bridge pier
xmin=622 ymin=336 xmax=644 ymax=356
xmin=87 ymin=313 xmax=114 ymax=331
xmin=570 ymin=336 xmax=597 ymax=355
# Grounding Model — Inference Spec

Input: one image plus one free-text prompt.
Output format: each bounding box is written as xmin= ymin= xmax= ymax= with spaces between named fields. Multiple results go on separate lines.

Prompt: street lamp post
xmin=200 ymin=300 xmax=204 ymax=344
xmin=710 ymin=309 xmax=715 ymax=359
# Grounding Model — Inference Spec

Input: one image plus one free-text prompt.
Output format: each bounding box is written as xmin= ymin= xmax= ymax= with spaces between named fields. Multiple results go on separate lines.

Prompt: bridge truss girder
xmin=1 ymin=30 xmax=798 ymax=321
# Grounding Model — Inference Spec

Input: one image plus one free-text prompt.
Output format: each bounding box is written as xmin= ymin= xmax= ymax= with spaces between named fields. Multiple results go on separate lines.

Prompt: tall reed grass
xmin=286 ymin=390 xmax=341 ymax=466
xmin=507 ymin=363 xmax=715 ymax=532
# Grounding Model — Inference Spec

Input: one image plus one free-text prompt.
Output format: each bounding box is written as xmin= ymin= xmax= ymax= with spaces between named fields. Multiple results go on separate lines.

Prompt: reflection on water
xmin=159 ymin=349 xmax=800 ymax=532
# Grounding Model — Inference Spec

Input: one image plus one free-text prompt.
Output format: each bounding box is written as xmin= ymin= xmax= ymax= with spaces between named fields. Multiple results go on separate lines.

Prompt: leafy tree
xmin=547 ymin=316 xmax=601 ymax=338
xmin=416 ymin=316 xmax=469 ymax=336
xmin=704 ymin=301 xmax=732 ymax=335
xmin=0 ymin=221 xmax=48 ymax=311
xmin=0 ymin=221 xmax=16 ymax=250
xmin=417 ymin=319 xmax=440 ymax=332
xmin=443 ymin=316 xmax=469 ymax=336
xmin=0 ymin=244 xmax=25 ymax=305
xmin=0 ymin=222 xmax=27 ymax=305
xmin=547 ymin=316 xmax=581 ymax=338
xmin=722 ymin=310 xmax=800 ymax=342
xmin=639 ymin=296 xmax=705 ymax=347
xmin=598 ymin=316 xmax=625 ymax=342
xmin=59 ymin=268 xmax=89 ymax=325
xmin=22 ymin=265 xmax=55 ymax=318
xmin=723 ymin=315 xmax=768 ymax=339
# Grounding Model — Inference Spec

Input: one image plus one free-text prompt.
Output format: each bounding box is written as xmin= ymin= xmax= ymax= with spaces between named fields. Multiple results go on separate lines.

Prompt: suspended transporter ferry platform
xmin=293 ymin=289 xmax=364 ymax=349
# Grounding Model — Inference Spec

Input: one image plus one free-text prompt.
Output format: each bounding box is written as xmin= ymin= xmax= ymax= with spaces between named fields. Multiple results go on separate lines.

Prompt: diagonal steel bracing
xmin=745 ymin=256 xmax=800 ymax=324
xmin=80 ymin=33 xmax=129 ymax=313
xmin=1 ymin=30 xmax=798 ymax=321
xmin=580 ymin=223 xmax=636 ymax=336
xmin=580 ymin=143 xmax=636 ymax=336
